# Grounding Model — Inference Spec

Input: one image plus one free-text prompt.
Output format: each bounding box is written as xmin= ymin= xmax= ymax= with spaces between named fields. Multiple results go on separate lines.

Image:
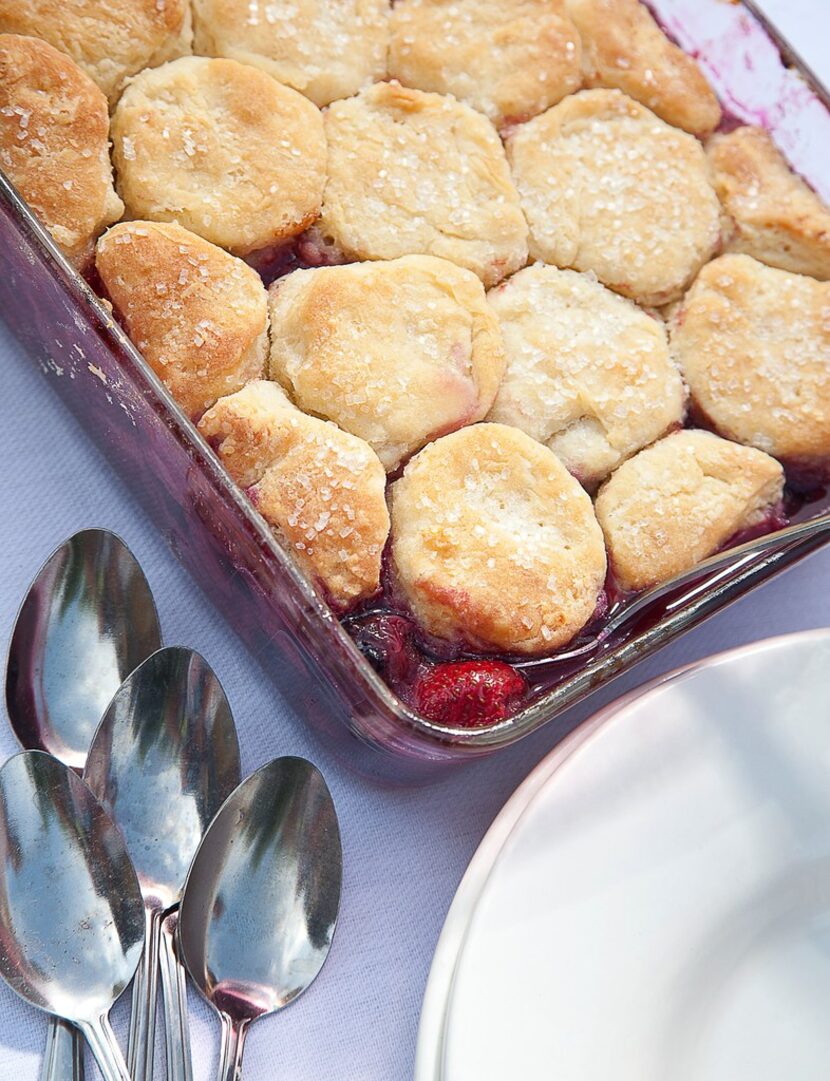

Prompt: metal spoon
xmin=0 ymin=750 xmax=144 ymax=1081
xmin=179 ymin=757 xmax=343 ymax=1081
xmin=84 ymin=646 xmax=241 ymax=1081
xmin=513 ymin=513 xmax=830 ymax=669
xmin=4 ymin=527 xmax=161 ymax=1081
xmin=6 ymin=527 xmax=162 ymax=767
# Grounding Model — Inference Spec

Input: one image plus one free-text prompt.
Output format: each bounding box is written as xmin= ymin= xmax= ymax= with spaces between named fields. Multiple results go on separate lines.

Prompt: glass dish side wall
xmin=0 ymin=0 xmax=828 ymax=780
xmin=0 ymin=184 xmax=437 ymax=780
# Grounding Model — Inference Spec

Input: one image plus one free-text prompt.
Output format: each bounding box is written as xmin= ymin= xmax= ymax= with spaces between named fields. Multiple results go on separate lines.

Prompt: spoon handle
xmin=217 ymin=1014 xmax=249 ymax=1081
xmin=79 ymin=1015 xmax=132 ymax=1081
xmin=41 ymin=1017 xmax=84 ymax=1081
xmin=159 ymin=910 xmax=194 ymax=1081
xmin=128 ymin=906 xmax=163 ymax=1081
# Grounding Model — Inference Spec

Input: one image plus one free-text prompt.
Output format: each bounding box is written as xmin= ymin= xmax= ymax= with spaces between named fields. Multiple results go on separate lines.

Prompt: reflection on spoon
xmin=4 ymin=527 xmax=161 ymax=1081
xmin=84 ymin=646 xmax=241 ymax=1081
xmin=179 ymin=757 xmax=343 ymax=1081
xmin=0 ymin=751 xmax=144 ymax=1081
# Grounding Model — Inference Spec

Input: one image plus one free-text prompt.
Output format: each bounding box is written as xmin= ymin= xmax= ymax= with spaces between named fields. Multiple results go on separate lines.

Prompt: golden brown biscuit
xmin=388 ymin=0 xmax=582 ymax=127
xmin=506 ymin=89 xmax=721 ymax=306
xmin=199 ymin=381 xmax=390 ymax=608
xmin=0 ymin=0 xmax=191 ymax=105
xmin=268 ymin=256 xmax=506 ymax=471
xmin=563 ymin=0 xmax=720 ymax=136
xmin=319 ymin=82 xmax=528 ymax=287
xmin=390 ymin=423 xmax=607 ymax=654
xmin=595 ymin=429 xmax=784 ymax=592
xmin=670 ymin=254 xmax=830 ymax=468
xmin=198 ymin=379 xmax=295 ymax=488
xmin=96 ymin=221 xmax=268 ymax=419
xmin=111 ymin=57 xmax=326 ymax=255
xmin=0 ymin=34 xmax=123 ymax=267
xmin=486 ymin=265 xmax=685 ymax=489
xmin=192 ymin=0 xmax=388 ymax=107
xmin=708 ymin=126 xmax=830 ymax=280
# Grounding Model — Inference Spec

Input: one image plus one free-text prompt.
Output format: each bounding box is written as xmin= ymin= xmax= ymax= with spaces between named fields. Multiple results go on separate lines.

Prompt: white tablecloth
xmin=0 ymin=3 xmax=828 ymax=1077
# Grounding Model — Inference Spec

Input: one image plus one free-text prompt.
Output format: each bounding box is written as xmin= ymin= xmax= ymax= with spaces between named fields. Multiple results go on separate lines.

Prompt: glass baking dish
xmin=1 ymin=0 xmax=829 ymax=781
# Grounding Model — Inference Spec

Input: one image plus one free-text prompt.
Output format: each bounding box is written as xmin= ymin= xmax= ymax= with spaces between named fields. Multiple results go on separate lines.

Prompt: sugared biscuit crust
xmin=671 ymin=254 xmax=830 ymax=466
xmin=319 ymin=81 xmax=528 ymax=287
xmin=595 ymin=430 xmax=784 ymax=592
xmin=111 ymin=57 xmax=326 ymax=255
xmin=198 ymin=379 xmax=297 ymax=489
xmin=0 ymin=0 xmax=191 ymax=104
xmin=192 ymin=0 xmax=388 ymax=107
xmin=0 ymin=35 xmax=123 ymax=268
xmin=487 ymin=265 xmax=685 ymax=488
xmin=390 ymin=423 xmax=607 ymax=654
xmin=268 ymin=256 xmax=506 ymax=471
xmin=708 ymin=126 xmax=830 ymax=281
xmin=96 ymin=221 xmax=268 ymax=419
xmin=388 ymin=0 xmax=582 ymax=127
xmin=199 ymin=382 xmax=390 ymax=608
xmin=564 ymin=0 xmax=721 ymax=136
xmin=506 ymin=89 xmax=721 ymax=305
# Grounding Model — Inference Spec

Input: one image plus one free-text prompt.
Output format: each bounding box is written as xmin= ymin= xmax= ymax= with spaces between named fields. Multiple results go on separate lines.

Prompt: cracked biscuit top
xmin=96 ymin=221 xmax=268 ymax=419
xmin=595 ymin=429 xmax=784 ymax=592
xmin=0 ymin=0 xmax=192 ymax=104
xmin=268 ymin=255 xmax=505 ymax=471
xmin=564 ymin=0 xmax=721 ymax=136
xmin=506 ymin=88 xmax=721 ymax=305
xmin=192 ymin=0 xmax=388 ymax=107
xmin=319 ymin=81 xmax=528 ymax=287
xmin=199 ymin=381 xmax=390 ymax=608
xmin=487 ymin=264 xmax=685 ymax=489
xmin=0 ymin=34 xmax=123 ymax=267
xmin=708 ymin=125 xmax=830 ymax=281
xmin=671 ymin=254 xmax=830 ymax=468
xmin=388 ymin=0 xmax=582 ymax=127
xmin=111 ymin=56 xmax=326 ymax=255
xmin=389 ymin=423 xmax=607 ymax=654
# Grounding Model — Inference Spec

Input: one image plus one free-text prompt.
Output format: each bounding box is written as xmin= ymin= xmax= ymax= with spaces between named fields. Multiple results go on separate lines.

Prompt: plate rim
xmin=414 ymin=626 xmax=830 ymax=1081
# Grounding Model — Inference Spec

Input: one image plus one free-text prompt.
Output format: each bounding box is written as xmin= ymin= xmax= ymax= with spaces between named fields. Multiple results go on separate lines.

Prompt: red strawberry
xmin=414 ymin=660 xmax=527 ymax=728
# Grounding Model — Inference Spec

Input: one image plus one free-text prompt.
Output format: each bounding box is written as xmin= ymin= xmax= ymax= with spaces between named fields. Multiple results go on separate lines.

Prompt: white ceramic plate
xmin=416 ymin=630 xmax=830 ymax=1081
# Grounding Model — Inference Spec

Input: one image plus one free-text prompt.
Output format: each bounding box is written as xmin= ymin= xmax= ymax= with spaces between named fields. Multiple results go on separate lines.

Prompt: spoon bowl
xmin=84 ymin=645 xmax=241 ymax=910
xmin=4 ymin=527 xmax=161 ymax=1081
xmin=5 ymin=528 xmax=161 ymax=770
xmin=0 ymin=751 xmax=144 ymax=1081
xmin=84 ymin=645 xmax=241 ymax=1081
xmin=179 ymin=757 xmax=342 ymax=1080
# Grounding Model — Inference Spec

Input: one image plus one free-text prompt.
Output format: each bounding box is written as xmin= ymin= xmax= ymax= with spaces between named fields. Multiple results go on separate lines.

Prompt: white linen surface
xmin=0 ymin=3 xmax=827 ymax=1077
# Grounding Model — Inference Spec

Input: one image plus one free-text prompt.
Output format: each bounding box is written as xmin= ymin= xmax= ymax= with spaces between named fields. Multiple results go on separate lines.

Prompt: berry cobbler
xmin=1 ymin=1 xmax=828 ymax=729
